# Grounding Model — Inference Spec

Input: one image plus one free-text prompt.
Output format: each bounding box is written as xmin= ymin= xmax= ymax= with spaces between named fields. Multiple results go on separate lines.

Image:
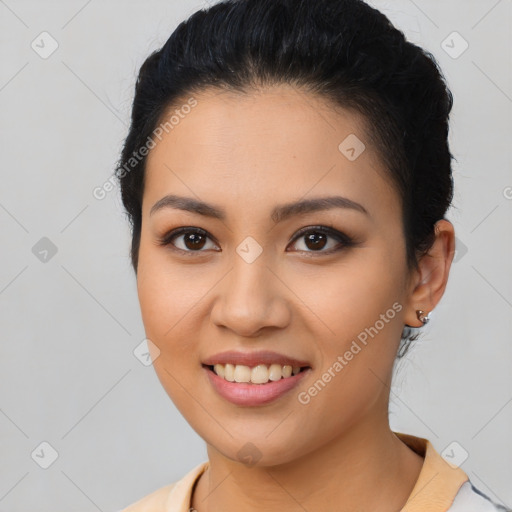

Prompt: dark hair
xmin=115 ymin=0 xmax=455 ymax=357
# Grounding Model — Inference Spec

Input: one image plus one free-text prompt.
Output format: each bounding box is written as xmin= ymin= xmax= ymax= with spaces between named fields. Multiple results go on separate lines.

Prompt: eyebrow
xmin=149 ymin=194 xmax=369 ymax=223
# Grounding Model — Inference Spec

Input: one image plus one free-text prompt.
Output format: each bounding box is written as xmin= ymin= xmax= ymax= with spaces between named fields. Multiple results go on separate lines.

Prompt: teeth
xmin=214 ymin=364 xmax=225 ymax=378
xmin=211 ymin=363 xmax=305 ymax=384
xmin=224 ymin=363 xmax=235 ymax=382
xmin=269 ymin=363 xmax=283 ymax=381
xmin=234 ymin=365 xmax=251 ymax=383
xmin=251 ymin=364 xmax=269 ymax=384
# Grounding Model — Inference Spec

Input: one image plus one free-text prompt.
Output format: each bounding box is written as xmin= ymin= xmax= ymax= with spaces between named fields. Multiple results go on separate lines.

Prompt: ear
xmin=403 ymin=219 xmax=456 ymax=327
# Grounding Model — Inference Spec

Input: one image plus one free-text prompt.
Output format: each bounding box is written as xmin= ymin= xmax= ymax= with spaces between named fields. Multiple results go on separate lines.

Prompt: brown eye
xmin=181 ymin=232 xmax=207 ymax=250
xmin=158 ymin=227 xmax=219 ymax=253
xmin=303 ymin=232 xmax=328 ymax=251
xmin=288 ymin=226 xmax=354 ymax=255
xmin=158 ymin=225 xmax=354 ymax=256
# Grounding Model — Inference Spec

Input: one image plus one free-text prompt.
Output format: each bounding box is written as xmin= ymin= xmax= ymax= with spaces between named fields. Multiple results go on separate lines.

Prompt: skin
xmin=136 ymin=84 xmax=456 ymax=512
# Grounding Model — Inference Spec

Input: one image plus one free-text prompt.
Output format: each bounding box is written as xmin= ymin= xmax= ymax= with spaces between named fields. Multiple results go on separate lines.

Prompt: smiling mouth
xmin=203 ymin=363 xmax=311 ymax=385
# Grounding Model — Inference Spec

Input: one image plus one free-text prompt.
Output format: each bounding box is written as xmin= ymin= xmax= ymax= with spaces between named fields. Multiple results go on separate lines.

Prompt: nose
xmin=210 ymin=254 xmax=291 ymax=338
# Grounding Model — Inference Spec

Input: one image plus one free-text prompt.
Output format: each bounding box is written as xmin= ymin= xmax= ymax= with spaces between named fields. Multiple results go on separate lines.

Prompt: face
xmin=137 ymin=85 xmax=415 ymax=466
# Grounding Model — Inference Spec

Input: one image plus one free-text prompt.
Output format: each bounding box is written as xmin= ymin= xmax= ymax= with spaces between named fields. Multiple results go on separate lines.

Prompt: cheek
xmin=293 ymin=266 xmax=405 ymax=438
xmin=293 ymin=249 xmax=405 ymax=340
xmin=136 ymin=247 xmax=206 ymax=385
xmin=291 ymin=247 xmax=406 ymax=407
xmin=136 ymin=257 xmax=209 ymax=422
xmin=137 ymin=242 xmax=203 ymax=340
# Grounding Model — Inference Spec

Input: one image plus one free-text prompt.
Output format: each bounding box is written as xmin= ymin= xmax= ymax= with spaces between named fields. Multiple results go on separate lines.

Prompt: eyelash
xmin=156 ymin=225 xmax=356 ymax=257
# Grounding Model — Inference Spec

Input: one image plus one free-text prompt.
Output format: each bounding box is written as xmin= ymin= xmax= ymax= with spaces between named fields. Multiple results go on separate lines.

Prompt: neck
xmin=192 ymin=415 xmax=424 ymax=512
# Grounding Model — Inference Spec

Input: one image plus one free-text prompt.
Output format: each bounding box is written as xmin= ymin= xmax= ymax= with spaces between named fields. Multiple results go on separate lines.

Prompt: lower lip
xmin=204 ymin=366 xmax=310 ymax=406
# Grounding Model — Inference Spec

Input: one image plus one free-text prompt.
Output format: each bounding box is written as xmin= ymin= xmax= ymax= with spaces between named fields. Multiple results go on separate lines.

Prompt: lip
xmin=204 ymin=365 xmax=311 ymax=406
xmin=202 ymin=350 xmax=311 ymax=368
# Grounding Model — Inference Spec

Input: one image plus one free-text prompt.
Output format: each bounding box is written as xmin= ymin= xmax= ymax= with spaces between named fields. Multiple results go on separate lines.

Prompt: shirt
xmin=118 ymin=431 xmax=509 ymax=512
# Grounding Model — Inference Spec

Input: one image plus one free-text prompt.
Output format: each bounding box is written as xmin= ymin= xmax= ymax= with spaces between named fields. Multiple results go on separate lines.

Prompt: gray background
xmin=0 ymin=0 xmax=511 ymax=510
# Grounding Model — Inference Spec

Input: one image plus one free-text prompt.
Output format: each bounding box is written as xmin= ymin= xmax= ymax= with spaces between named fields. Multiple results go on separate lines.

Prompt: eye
xmin=287 ymin=226 xmax=354 ymax=255
xmin=157 ymin=225 xmax=355 ymax=256
xmin=157 ymin=227 xmax=219 ymax=254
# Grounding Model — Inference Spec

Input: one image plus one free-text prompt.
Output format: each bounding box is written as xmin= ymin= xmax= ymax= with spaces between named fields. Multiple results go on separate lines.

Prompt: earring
xmin=416 ymin=310 xmax=430 ymax=325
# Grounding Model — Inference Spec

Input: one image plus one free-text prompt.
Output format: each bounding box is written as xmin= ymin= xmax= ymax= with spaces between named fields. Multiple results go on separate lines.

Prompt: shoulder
xmin=448 ymin=481 xmax=511 ymax=512
xmin=116 ymin=461 xmax=209 ymax=512
xmin=116 ymin=482 xmax=177 ymax=512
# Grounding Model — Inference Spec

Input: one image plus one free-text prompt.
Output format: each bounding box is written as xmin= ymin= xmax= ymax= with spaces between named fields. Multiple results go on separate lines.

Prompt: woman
xmin=116 ymin=0 xmax=509 ymax=510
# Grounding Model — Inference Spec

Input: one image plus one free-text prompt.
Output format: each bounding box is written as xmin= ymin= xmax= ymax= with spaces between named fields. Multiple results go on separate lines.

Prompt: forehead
xmin=143 ymin=85 xmax=399 ymax=222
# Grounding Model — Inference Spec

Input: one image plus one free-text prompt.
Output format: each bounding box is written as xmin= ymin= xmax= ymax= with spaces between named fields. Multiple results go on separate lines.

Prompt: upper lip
xmin=202 ymin=350 xmax=311 ymax=368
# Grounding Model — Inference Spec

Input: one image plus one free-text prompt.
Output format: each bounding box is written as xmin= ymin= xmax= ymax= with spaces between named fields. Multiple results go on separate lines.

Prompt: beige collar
xmin=162 ymin=431 xmax=468 ymax=512
xmin=395 ymin=431 xmax=468 ymax=511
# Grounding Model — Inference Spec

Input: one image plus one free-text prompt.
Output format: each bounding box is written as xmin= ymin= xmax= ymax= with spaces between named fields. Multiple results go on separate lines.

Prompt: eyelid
xmin=289 ymin=225 xmax=351 ymax=244
xmin=156 ymin=227 xmax=220 ymax=254
xmin=157 ymin=225 xmax=355 ymax=255
xmin=287 ymin=225 xmax=354 ymax=254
